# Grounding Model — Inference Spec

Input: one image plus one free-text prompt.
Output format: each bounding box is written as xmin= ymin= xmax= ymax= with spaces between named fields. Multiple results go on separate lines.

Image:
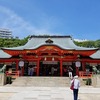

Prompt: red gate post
xmin=36 ymin=59 xmax=40 ymax=76
xmin=60 ymin=59 xmax=63 ymax=76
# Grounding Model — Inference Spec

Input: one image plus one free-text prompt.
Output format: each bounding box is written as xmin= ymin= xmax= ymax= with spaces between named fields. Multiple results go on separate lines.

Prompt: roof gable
xmin=45 ymin=38 xmax=53 ymax=43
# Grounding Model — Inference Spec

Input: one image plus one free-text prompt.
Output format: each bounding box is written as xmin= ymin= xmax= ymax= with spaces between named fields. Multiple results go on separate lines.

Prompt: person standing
xmin=30 ymin=66 xmax=34 ymax=76
xmin=71 ymin=75 xmax=80 ymax=100
xmin=28 ymin=66 xmax=31 ymax=76
xmin=28 ymin=66 xmax=34 ymax=76
xmin=68 ymin=66 xmax=73 ymax=79
xmin=51 ymin=66 xmax=54 ymax=76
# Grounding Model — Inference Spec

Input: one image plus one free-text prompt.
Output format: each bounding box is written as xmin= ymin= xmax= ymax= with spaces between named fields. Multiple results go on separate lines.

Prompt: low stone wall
xmin=0 ymin=73 xmax=6 ymax=86
xmin=92 ymin=75 xmax=100 ymax=87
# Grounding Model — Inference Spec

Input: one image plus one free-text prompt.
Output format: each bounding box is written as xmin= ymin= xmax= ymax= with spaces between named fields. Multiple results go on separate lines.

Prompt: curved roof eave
xmin=23 ymin=37 xmax=98 ymax=50
xmin=0 ymin=49 xmax=12 ymax=58
xmin=1 ymin=46 xmax=24 ymax=50
xmin=2 ymin=43 xmax=97 ymax=51
xmin=24 ymin=43 xmax=75 ymax=50
xmin=24 ymin=43 xmax=97 ymax=51
xmin=1 ymin=36 xmax=98 ymax=51
xmin=90 ymin=50 xmax=100 ymax=59
xmin=75 ymin=47 xmax=97 ymax=50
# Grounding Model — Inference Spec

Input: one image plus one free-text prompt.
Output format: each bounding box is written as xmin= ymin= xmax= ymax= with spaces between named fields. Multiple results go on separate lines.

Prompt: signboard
xmin=29 ymin=62 xmax=37 ymax=65
xmin=63 ymin=62 xmax=72 ymax=65
xmin=75 ymin=61 xmax=81 ymax=67
xmin=43 ymin=61 xmax=58 ymax=64
xmin=4 ymin=62 xmax=12 ymax=65
xmin=90 ymin=63 xmax=97 ymax=66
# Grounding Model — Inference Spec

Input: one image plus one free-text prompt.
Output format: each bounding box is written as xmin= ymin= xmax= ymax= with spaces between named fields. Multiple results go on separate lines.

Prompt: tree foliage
xmin=0 ymin=37 xmax=28 ymax=47
xmin=74 ymin=41 xmax=96 ymax=48
xmin=94 ymin=39 xmax=100 ymax=48
xmin=74 ymin=40 xmax=100 ymax=48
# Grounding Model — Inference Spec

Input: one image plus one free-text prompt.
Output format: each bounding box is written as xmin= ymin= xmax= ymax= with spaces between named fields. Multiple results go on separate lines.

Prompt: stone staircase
xmin=11 ymin=77 xmax=71 ymax=87
xmin=11 ymin=76 xmax=86 ymax=87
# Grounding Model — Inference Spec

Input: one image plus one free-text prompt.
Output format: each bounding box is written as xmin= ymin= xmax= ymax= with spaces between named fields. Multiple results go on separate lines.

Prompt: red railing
xmin=79 ymin=71 xmax=93 ymax=78
xmin=6 ymin=71 xmax=20 ymax=78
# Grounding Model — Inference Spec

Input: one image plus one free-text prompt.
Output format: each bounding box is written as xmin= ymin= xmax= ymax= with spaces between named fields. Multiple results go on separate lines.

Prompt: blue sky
xmin=0 ymin=0 xmax=100 ymax=40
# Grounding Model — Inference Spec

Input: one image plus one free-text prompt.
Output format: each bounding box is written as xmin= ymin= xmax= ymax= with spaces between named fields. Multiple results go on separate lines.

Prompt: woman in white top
xmin=72 ymin=75 xmax=80 ymax=100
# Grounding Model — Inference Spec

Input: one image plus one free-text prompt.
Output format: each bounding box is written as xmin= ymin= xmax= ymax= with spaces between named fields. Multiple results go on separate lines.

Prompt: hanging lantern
xmin=19 ymin=60 xmax=24 ymax=67
xmin=52 ymin=57 xmax=54 ymax=61
xmin=44 ymin=57 xmax=47 ymax=61
xmin=75 ymin=61 xmax=81 ymax=67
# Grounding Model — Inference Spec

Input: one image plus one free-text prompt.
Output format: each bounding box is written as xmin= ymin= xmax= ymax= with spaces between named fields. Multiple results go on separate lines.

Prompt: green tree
xmin=74 ymin=40 xmax=98 ymax=48
xmin=0 ymin=36 xmax=28 ymax=47
xmin=95 ymin=39 xmax=100 ymax=48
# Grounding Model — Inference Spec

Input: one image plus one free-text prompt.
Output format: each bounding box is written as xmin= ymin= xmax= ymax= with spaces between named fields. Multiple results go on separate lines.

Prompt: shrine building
xmin=0 ymin=35 xmax=100 ymax=77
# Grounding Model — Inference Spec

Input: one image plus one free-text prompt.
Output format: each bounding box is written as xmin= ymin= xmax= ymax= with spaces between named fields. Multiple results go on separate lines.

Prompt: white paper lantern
xmin=19 ymin=61 xmax=24 ymax=67
xmin=75 ymin=61 xmax=81 ymax=67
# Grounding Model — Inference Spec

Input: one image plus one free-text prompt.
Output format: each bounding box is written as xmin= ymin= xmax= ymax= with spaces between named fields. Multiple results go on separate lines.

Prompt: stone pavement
xmin=0 ymin=86 xmax=100 ymax=100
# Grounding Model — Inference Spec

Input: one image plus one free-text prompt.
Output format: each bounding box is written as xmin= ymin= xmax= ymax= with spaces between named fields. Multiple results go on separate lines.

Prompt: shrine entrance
xmin=62 ymin=62 xmax=76 ymax=77
xmin=39 ymin=61 xmax=60 ymax=76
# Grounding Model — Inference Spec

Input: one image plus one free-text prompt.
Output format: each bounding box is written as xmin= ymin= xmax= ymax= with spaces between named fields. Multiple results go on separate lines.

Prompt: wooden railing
xmin=79 ymin=71 xmax=93 ymax=78
xmin=6 ymin=71 xmax=20 ymax=78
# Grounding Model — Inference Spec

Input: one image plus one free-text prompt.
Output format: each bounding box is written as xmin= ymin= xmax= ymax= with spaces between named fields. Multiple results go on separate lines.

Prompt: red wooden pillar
xmin=36 ymin=59 xmax=40 ymax=76
xmin=22 ymin=67 xmax=24 ymax=76
xmin=82 ymin=62 xmax=85 ymax=71
xmin=76 ymin=67 xmax=79 ymax=76
xmin=16 ymin=61 xmax=19 ymax=71
xmin=60 ymin=59 xmax=63 ymax=76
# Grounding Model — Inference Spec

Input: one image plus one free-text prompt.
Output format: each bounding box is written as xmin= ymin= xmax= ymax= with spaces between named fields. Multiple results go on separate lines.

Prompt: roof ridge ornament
xmin=45 ymin=38 xmax=53 ymax=43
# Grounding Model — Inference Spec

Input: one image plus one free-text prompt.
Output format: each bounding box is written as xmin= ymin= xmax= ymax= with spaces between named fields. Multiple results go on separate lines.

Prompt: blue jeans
xmin=73 ymin=89 xmax=78 ymax=100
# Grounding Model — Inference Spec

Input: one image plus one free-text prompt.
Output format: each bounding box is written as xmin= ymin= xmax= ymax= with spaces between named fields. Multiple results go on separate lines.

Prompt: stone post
xmin=92 ymin=75 xmax=100 ymax=87
xmin=0 ymin=73 xmax=6 ymax=86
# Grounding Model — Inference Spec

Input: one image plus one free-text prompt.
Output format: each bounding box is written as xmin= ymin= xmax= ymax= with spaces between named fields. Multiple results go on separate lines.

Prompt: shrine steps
xmin=11 ymin=77 xmax=71 ymax=87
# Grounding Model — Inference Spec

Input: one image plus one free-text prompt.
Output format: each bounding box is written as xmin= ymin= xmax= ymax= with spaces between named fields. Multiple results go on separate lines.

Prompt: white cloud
xmin=0 ymin=6 xmax=61 ymax=38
